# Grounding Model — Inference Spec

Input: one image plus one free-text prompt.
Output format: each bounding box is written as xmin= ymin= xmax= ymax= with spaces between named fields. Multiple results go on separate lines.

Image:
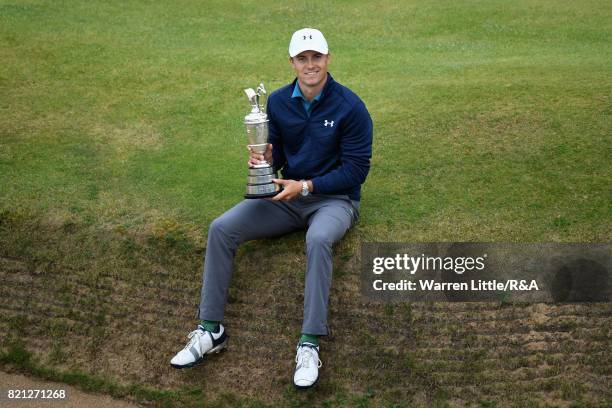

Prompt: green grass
xmin=1 ymin=0 xmax=611 ymax=407
xmin=1 ymin=0 xmax=609 ymax=241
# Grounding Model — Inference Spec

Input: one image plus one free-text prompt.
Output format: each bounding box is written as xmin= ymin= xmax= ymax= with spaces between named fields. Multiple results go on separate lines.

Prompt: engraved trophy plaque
xmin=244 ymin=83 xmax=280 ymax=198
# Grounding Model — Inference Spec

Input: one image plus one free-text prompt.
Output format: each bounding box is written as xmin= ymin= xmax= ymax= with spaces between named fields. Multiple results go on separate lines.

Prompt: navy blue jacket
xmin=267 ymin=74 xmax=373 ymax=201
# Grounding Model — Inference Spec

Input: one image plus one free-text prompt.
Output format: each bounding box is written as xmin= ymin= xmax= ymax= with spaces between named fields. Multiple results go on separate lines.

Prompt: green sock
xmin=199 ymin=320 xmax=220 ymax=333
xmin=300 ymin=333 xmax=318 ymax=346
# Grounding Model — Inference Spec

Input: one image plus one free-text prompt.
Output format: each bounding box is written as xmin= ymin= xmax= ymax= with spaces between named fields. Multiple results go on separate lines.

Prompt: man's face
xmin=290 ymin=50 xmax=330 ymax=90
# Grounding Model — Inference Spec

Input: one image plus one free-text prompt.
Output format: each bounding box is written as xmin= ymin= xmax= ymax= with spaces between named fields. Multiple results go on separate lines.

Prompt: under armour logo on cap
xmin=324 ymin=120 xmax=334 ymax=127
xmin=289 ymin=28 xmax=329 ymax=57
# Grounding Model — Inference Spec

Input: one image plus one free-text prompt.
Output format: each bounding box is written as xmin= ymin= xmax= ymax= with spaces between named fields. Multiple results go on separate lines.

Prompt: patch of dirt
xmin=0 ymin=371 xmax=141 ymax=407
xmin=1 ymin=221 xmax=611 ymax=407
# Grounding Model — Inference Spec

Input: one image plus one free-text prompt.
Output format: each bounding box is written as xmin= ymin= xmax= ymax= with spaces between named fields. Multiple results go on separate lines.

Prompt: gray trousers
xmin=198 ymin=194 xmax=359 ymax=335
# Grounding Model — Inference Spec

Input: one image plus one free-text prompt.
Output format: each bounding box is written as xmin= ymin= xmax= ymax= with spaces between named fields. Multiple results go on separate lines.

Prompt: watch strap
xmin=301 ymin=180 xmax=309 ymax=196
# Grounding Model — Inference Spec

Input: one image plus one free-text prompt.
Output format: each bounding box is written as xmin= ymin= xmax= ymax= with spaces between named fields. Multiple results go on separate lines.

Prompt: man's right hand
xmin=247 ymin=143 xmax=273 ymax=167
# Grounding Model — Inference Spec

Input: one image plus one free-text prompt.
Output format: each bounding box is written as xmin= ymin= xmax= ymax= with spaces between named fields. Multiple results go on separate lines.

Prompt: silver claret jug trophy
xmin=243 ymin=83 xmax=280 ymax=198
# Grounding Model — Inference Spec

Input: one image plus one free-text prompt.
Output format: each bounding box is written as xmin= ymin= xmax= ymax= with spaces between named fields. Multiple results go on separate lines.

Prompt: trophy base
xmin=245 ymin=164 xmax=280 ymax=199
xmin=245 ymin=180 xmax=281 ymax=199
xmin=244 ymin=190 xmax=280 ymax=199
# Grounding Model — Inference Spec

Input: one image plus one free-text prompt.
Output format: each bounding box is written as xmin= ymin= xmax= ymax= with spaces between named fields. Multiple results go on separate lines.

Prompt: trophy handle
xmin=256 ymin=84 xmax=266 ymax=112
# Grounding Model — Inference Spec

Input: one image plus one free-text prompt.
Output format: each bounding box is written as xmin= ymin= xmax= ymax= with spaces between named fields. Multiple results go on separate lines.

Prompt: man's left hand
xmin=270 ymin=179 xmax=302 ymax=201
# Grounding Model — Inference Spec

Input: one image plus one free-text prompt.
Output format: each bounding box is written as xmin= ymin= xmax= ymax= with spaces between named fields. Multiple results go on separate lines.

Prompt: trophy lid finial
xmin=244 ymin=88 xmax=256 ymax=101
xmin=244 ymin=82 xmax=267 ymax=113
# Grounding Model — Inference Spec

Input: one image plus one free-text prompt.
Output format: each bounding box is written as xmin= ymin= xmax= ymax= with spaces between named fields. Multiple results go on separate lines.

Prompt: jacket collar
xmin=290 ymin=73 xmax=335 ymax=102
xmin=291 ymin=82 xmax=322 ymax=103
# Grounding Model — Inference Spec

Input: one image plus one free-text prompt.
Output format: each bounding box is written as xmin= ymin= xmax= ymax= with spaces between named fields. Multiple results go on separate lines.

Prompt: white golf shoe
xmin=293 ymin=342 xmax=321 ymax=389
xmin=170 ymin=324 xmax=228 ymax=368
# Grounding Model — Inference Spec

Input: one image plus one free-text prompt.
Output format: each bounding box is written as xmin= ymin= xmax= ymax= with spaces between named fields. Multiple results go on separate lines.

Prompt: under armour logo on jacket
xmin=324 ymin=120 xmax=334 ymax=127
xmin=303 ymin=35 xmax=313 ymax=40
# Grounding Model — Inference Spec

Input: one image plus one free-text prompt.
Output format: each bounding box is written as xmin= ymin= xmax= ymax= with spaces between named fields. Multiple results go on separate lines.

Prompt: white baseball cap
xmin=288 ymin=28 xmax=328 ymax=57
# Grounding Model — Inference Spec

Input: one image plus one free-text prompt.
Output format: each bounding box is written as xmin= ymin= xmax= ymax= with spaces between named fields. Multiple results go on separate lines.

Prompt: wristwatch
xmin=300 ymin=180 xmax=310 ymax=197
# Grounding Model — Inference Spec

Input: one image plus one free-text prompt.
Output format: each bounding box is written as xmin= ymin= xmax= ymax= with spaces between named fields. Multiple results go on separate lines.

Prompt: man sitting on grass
xmin=170 ymin=27 xmax=373 ymax=389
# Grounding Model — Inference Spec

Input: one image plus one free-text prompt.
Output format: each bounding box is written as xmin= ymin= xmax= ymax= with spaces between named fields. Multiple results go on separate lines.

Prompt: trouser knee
xmin=306 ymin=232 xmax=333 ymax=252
xmin=207 ymin=216 xmax=238 ymax=247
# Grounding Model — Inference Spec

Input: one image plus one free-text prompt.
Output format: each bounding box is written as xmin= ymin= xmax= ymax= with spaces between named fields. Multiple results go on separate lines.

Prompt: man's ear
xmin=326 ymin=53 xmax=332 ymax=63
